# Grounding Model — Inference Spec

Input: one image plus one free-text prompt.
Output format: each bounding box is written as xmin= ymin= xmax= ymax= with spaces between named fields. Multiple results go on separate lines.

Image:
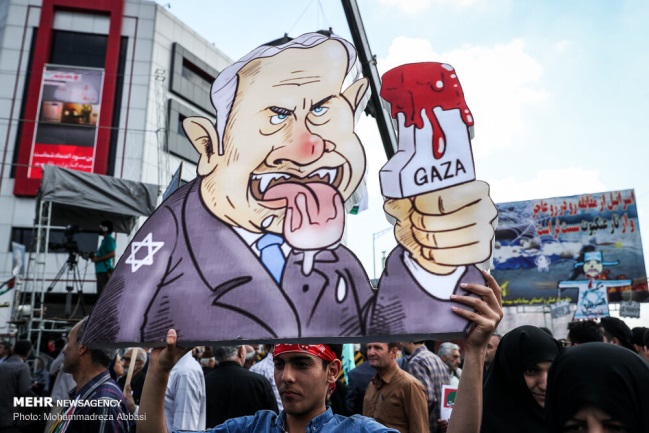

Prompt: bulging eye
xmin=270 ymin=113 xmax=289 ymax=125
xmin=311 ymin=106 xmax=328 ymax=116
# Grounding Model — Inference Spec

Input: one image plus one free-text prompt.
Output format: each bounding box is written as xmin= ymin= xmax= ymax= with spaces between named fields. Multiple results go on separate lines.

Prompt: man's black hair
xmin=322 ymin=344 xmax=343 ymax=368
xmin=599 ymin=316 xmax=635 ymax=352
xmin=100 ymin=220 xmax=114 ymax=234
xmin=567 ymin=320 xmax=604 ymax=344
xmin=13 ymin=340 xmax=32 ymax=357
xmin=631 ymin=327 xmax=649 ymax=347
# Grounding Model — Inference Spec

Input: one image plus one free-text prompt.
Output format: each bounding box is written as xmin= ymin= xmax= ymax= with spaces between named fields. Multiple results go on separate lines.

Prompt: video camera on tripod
xmin=45 ymin=224 xmax=102 ymax=317
xmin=48 ymin=224 xmax=96 ymax=260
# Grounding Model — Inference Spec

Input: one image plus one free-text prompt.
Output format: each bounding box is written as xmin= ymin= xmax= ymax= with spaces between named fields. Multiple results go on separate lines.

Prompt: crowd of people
xmin=1 ymin=274 xmax=648 ymax=433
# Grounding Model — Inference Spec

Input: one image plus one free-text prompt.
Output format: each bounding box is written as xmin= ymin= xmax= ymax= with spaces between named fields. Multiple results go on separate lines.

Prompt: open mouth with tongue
xmin=250 ymin=166 xmax=346 ymax=250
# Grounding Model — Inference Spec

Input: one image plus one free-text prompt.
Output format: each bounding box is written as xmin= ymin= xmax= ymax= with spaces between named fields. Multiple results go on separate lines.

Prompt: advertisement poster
xmin=492 ymin=190 xmax=647 ymax=307
xmin=28 ymin=65 xmax=104 ymax=179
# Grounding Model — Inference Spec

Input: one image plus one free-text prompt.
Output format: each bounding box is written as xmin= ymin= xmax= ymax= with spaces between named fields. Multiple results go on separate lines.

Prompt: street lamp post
xmin=372 ymin=227 xmax=393 ymax=280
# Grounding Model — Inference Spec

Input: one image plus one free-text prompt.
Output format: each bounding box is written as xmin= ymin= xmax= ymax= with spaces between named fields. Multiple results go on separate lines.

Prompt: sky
xmin=156 ymin=0 xmax=649 ymax=324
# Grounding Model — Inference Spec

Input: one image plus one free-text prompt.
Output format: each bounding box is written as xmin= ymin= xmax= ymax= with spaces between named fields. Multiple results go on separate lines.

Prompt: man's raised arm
xmin=138 ymin=329 xmax=189 ymax=433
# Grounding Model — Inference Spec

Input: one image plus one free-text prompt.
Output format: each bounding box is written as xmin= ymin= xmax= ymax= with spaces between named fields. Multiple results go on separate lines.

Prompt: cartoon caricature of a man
xmin=85 ymin=33 xmax=376 ymax=343
xmin=84 ymin=34 xmax=499 ymax=346
xmin=559 ymin=251 xmax=632 ymax=319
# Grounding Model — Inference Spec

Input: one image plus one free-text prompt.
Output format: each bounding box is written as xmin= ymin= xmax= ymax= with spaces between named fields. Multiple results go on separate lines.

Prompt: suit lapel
xmin=182 ymin=181 xmax=298 ymax=334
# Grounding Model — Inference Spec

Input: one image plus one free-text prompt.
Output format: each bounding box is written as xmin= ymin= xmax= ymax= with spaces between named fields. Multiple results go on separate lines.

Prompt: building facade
xmin=0 ymin=0 xmax=232 ymax=334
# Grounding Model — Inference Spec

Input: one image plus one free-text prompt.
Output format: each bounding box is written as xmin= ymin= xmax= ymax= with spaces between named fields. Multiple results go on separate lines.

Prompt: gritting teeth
xmin=255 ymin=172 xmax=292 ymax=193
xmin=309 ymin=168 xmax=337 ymax=184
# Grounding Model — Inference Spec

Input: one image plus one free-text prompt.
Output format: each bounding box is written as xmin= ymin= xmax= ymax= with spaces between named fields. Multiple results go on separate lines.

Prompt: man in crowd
xmin=363 ymin=342 xmax=429 ymax=432
xmin=139 ymin=338 xmax=399 ymax=432
xmin=401 ymin=341 xmax=449 ymax=433
xmin=118 ymin=347 xmax=147 ymax=406
xmin=136 ymin=271 xmax=503 ymax=433
xmin=91 ymin=220 xmax=116 ymax=297
xmin=0 ymin=340 xmax=35 ymax=432
xmin=61 ymin=317 xmax=131 ymax=432
xmin=484 ymin=333 xmax=501 ymax=372
xmin=205 ymin=345 xmax=278 ymax=426
xmin=439 ymin=342 xmax=462 ymax=386
xmin=599 ymin=316 xmax=636 ymax=352
xmin=0 ymin=339 xmax=12 ymax=363
xmin=631 ymin=327 xmax=649 ymax=361
xmin=250 ymin=344 xmax=282 ymax=411
xmin=566 ymin=320 xmax=603 ymax=346
xmin=164 ymin=350 xmax=206 ymax=432
xmin=243 ymin=345 xmax=257 ymax=369
xmin=345 ymin=344 xmax=375 ymax=415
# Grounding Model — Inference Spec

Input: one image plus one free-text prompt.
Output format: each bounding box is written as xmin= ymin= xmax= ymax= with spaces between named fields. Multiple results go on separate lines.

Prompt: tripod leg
xmin=47 ymin=261 xmax=69 ymax=293
xmin=70 ymin=261 xmax=86 ymax=318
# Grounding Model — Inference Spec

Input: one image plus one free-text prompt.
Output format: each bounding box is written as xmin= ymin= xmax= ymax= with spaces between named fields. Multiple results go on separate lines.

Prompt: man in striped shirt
xmin=56 ymin=317 xmax=131 ymax=433
xmin=401 ymin=342 xmax=450 ymax=433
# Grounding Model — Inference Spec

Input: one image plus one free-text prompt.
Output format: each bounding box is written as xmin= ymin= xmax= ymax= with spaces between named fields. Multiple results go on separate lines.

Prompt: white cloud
xmin=377 ymin=37 xmax=548 ymax=155
xmin=379 ymin=0 xmax=432 ymax=14
xmin=488 ymin=167 xmax=607 ymax=204
xmin=379 ymin=0 xmax=482 ymax=14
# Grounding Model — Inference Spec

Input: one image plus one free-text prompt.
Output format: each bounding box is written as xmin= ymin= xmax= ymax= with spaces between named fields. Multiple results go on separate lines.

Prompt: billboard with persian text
xmin=492 ymin=189 xmax=647 ymax=306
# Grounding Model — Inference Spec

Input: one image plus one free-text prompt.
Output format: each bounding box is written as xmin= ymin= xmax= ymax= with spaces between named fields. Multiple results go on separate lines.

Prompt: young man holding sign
xmin=137 ymin=273 xmax=502 ymax=433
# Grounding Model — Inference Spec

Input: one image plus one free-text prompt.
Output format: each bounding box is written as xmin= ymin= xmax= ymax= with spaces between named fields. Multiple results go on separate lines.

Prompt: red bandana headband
xmin=273 ymin=344 xmax=337 ymax=362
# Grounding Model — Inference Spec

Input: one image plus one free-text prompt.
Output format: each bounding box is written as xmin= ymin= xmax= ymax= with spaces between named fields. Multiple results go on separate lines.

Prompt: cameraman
xmin=92 ymin=220 xmax=116 ymax=297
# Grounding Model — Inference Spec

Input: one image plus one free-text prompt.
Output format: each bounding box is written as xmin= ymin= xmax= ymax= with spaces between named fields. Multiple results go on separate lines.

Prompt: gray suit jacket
xmin=85 ymin=179 xmax=376 ymax=345
xmin=0 ymin=355 xmax=35 ymax=428
xmin=370 ymin=245 xmax=485 ymax=339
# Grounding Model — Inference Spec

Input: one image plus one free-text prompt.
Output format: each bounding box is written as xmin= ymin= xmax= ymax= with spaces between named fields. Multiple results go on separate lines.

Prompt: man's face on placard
xmin=583 ymin=259 xmax=603 ymax=278
xmin=194 ymin=40 xmax=367 ymax=240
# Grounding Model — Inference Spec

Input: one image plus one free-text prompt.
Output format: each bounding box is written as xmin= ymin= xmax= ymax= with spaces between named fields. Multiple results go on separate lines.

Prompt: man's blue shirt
xmin=175 ymin=408 xmax=398 ymax=433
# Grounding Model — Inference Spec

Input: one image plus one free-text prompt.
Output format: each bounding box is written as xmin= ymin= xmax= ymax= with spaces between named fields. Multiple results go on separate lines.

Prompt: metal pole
xmin=372 ymin=235 xmax=376 ymax=280
xmin=341 ymin=0 xmax=398 ymax=159
xmin=372 ymin=227 xmax=393 ymax=280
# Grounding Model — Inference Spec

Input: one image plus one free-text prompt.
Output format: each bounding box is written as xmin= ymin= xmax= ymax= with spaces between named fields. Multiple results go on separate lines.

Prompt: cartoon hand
xmin=385 ymin=180 xmax=497 ymax=275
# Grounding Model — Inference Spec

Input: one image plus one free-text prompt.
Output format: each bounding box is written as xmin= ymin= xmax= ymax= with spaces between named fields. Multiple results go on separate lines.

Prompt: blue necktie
xmin=257 ymin=233 xmax=286 ymax=283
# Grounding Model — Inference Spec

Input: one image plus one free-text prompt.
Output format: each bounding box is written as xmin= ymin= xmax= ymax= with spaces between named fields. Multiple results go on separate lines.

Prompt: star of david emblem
xmin=124 ymin=233 xmax=164 ymax=272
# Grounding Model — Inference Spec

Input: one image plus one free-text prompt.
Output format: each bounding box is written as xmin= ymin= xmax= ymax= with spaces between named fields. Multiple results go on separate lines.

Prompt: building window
xmin=170 ymin=43 xmax=219 ymax=113
xmin=167 ymin=100 xmax=212 ymax=163
xmin=181 ymin=58 xmax=214 ymax=92
xmin=50 ymin=30 xmax=108 ymax=68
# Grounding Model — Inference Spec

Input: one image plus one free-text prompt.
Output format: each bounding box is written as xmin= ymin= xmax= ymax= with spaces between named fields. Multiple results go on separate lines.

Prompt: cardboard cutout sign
xmin=83 ymin=35 xmax=496 ymax=347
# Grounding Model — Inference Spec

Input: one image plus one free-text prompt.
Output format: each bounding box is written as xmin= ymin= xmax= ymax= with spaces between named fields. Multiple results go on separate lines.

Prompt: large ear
xmin=342 ymin=77 xmax=369 ymax=113
xmin=327 ymin=359 xmax=342 ymax=385
xmin=182 ymin=116 xmax=220 ymax=176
